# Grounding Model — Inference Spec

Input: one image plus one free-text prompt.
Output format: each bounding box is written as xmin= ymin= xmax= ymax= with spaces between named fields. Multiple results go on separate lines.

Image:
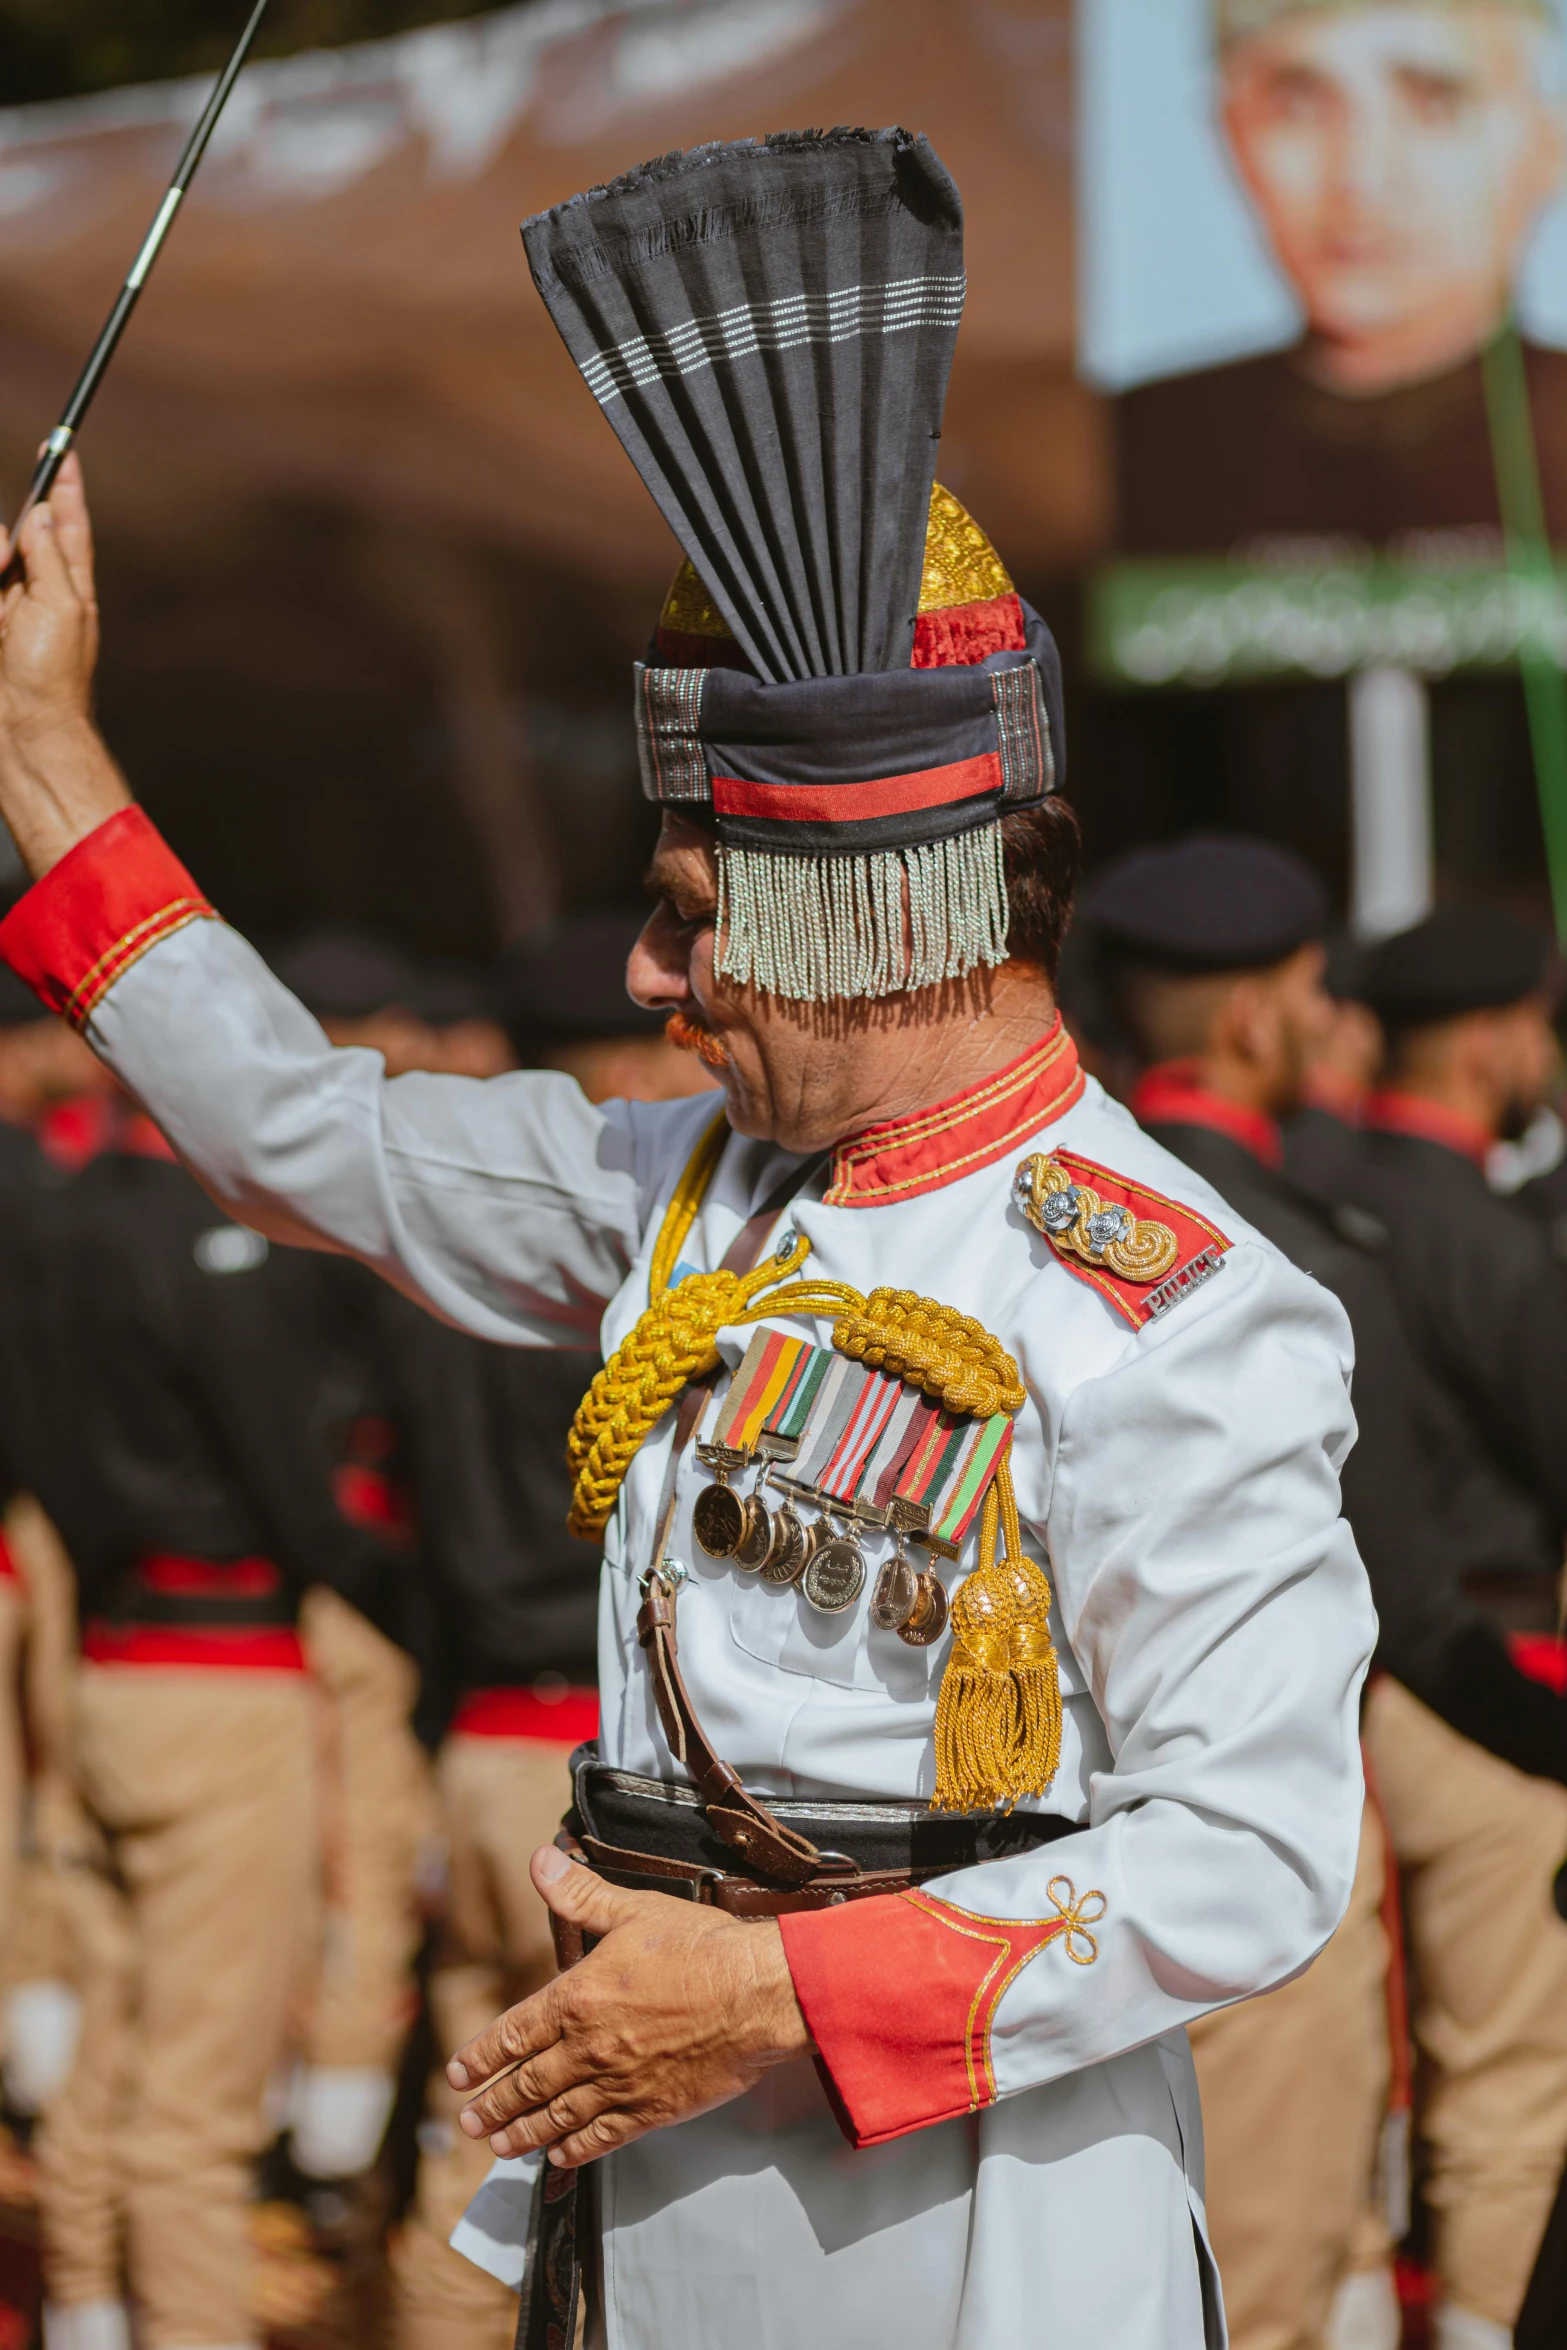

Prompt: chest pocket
xmin=720 ymin=1536 xmax=944 ymax=1703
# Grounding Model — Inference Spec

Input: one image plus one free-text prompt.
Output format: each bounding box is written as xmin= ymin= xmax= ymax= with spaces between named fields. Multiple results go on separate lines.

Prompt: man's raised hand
xmin=0 ymin=454 xmax=130 ymax=879
xmin=447 ymin=1844 xmax=812 ymax=2169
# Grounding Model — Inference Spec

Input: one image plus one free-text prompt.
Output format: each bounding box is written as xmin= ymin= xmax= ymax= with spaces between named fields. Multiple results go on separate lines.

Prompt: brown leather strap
xmin=637 ymin=1154 xmax=844 ymax=1892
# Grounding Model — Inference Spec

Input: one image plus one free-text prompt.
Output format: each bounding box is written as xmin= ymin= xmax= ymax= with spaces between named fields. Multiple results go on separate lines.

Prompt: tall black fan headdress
xmin=523 ymin=129 xmax=1065 ymax=1003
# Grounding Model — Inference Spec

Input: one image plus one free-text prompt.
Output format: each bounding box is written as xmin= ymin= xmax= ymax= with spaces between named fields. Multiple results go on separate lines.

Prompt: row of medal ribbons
xmin=689 ymin=1329 xmax=1012 ymax=1649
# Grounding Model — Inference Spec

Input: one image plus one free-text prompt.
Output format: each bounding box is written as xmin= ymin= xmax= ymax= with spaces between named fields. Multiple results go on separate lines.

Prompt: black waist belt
xmin=562 ymin=1743 xmax=1085 ymax=1920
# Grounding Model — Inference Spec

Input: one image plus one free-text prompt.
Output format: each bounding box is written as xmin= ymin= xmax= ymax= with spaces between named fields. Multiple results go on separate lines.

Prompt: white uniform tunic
xmin=0 ymin=815 xmax=1376 ymax=2350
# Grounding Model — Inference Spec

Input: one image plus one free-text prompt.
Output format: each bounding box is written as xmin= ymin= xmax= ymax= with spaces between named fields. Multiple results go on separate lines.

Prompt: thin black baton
xmin=3 ymin=0 xmax=271 ymax=558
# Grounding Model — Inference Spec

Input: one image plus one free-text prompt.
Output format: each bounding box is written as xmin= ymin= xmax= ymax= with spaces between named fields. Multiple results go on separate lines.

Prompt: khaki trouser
xmin=37 ymin=1666 xmax=318 ymax=2349
xmin=1190 ymin=1800 xmax=1392 ymax=2350
xmin=389 ymin=1733 xmax=575 ymax=2350
xmin=1366 ymin=1675 xmax=1567 ymax=2329
xmin=299 ymin=1589 xmax=434 ymax=2076
xmin=0 ymin=1574 xmax=25 ymax=1950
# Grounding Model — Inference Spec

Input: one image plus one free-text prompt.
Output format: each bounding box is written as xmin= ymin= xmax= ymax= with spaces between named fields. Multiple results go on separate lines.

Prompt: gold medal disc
xmin=734 ymin=1495 xmax=774 ymax=1571
xmin=803 ymin=1535 xmax=867 ymax=1614
xmin=870 ymin=1556 xmax=919 ymax=1633
xmin=896 ymin=1569 xmax=950 ymax=1647
xmin=760 ymin=1503 xmax=809 ymax=1587
xmin=692 ymin=1482 xmax=746 ymax=1559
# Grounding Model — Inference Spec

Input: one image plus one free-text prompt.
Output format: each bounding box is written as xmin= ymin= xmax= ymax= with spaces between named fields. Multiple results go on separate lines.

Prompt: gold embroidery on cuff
xmin=64 ymin=898 xmax=215 ymax=1029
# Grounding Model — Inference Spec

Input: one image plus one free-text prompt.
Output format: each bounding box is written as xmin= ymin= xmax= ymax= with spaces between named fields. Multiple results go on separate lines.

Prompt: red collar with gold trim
xmin=825 ymin=1021 xmax=1084 ymax=1209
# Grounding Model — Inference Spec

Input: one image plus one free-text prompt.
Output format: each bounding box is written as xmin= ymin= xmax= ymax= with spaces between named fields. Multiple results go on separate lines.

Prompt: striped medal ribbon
xmin=694 ymin=1329 xmax=812 ymax=1567
xmin=780 ymin=1356 xmax=888 ymax=1614
xmin=874 ymin=1404 xmax=1013 ymax=1645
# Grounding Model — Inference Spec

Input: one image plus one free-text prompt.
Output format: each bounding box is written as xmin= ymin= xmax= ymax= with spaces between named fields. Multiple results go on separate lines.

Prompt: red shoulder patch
xmin=1016 ymin=1148 xmax=1231 ymax=1331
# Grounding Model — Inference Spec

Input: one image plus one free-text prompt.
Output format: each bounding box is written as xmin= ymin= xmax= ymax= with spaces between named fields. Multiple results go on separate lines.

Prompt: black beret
xmin=498 ymin=910 xmax=664 ymax=1044
xmin=1362 ymin=904 xmax=1554 ymax=1026
xmin=1085 ymin=834 xmax=1329 ymax=972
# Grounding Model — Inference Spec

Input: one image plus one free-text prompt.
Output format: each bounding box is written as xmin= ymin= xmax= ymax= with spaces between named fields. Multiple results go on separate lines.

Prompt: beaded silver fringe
xmin=714 ymin=823 xmax=1010 ymax=1002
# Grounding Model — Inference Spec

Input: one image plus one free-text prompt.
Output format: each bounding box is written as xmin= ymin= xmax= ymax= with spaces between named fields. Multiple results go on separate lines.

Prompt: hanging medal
xmin=861 ymin=1388 xmax=938 ymax=1631
xmin=788 ymin=1362 xmax=906 ymax=1613
xmin=753 ymin=1341 xmax=833 ymax=1585
xmin=692 ymin=1330 xmax=811 ymax=1563
xmin=882 ymin=1407 xmax=1014 ymax=1646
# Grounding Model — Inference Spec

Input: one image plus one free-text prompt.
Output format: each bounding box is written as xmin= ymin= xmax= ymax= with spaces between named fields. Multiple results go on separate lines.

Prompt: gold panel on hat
xmin=658 ymin=483 xmax=1014 ymax=644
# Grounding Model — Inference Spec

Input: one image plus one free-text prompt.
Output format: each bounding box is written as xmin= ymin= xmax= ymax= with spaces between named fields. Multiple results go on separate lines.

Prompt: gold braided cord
xmin=568 ymin=1134 xmax=1030 ymax=1539
xmin=648 ymin=1111 xmax=729 ymax=1300
xmin=566 ymin=1120 xmax=1064 ymax=1813
xmin=832 ymin=1289 xmax=1024 ymax=1420
xmin=569 ymin=1238 xmax=824 ymax=1538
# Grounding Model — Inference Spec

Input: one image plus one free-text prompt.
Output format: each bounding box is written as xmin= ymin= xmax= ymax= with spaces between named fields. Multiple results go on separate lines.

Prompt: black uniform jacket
xmin=33 ymin=1141 xmax=411 ymax=1643
xmin=1346 ymin=1123 xmax=1567 ymax=1612
xmin=0 ymin=1117 xmax=72 ymax=1506
xmin=360 ymin=1279 xmax=600 ymax=1719
xmin=1515 ymin=1148 xmax=1567 ymax=1271
xmin=1150 ymin=1116 xmax=1567 ymax=1787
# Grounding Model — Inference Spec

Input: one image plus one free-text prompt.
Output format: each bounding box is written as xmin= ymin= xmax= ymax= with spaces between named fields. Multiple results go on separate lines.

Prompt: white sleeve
xmin=86 ymin=917 xmax=664 ymax=1346
xmin=779 ymin=1241 xmax=1376 ymax=2142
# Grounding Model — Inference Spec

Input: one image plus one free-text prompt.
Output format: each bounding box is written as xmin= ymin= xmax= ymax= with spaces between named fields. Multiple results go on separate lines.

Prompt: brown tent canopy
xmin=0 ymin=0 xmax=1096 ymax=582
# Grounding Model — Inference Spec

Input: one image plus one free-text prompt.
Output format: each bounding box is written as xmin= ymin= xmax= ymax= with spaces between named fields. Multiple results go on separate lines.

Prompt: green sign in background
xmin=1088 ymin=555 xmax=1567 ymax=690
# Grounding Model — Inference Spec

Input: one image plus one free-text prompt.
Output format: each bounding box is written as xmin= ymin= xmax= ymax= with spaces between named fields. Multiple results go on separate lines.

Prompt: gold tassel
xmin=933 ymin=1467 xmax=1062 ymax=1812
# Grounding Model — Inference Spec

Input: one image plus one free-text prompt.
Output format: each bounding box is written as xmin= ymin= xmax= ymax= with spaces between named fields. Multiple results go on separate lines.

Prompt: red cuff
xmin=780 ymin=1882 xmax=1102 ymax=2149
xmin=0 ymin=807 xmax=215 ymax=1030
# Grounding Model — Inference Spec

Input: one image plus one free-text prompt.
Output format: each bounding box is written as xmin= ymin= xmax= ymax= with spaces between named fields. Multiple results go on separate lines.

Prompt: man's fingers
xmin=457 ymin=2033 xmax=583 ymax=2138
xmin=530 ymin=1845 xmax=652 ymax=1939
xmin=49 ymin=456 xmax=97 ymax=609
xmin=483 ymin=2081 xmax=616 ymax=2161
xmin=447 ymin=1980 xmax=563 ymax=2095
xmin=445 ymin=1860 xmax=654 ymax=2097
xmin=15 ymin=504 xmax=74 ymax=607
xmin=548 ymin=2107 xmax=642 ymax=2169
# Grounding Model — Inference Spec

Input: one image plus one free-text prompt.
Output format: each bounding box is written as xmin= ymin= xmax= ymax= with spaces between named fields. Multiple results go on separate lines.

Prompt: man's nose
xmin=626 ymin=906 xmax=692 ymax=1012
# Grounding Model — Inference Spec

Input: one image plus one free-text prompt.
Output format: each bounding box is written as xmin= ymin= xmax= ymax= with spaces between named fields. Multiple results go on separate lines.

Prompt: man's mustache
xmin=666 ymin=1010 xmax=731 ymax=1070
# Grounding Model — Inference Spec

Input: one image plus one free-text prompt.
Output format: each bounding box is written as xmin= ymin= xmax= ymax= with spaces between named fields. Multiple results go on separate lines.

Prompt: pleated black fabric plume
xmin=522 ymin=129 xmax=965 ymax=685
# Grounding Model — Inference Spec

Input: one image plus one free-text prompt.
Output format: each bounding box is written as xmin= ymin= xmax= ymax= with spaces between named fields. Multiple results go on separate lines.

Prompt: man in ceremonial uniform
xmin=1338 ymin=903 xmax=1567 ymax=2350
xmin=1087 ymin=834 xmax=1567 ymax=2350
xmin=0 ymin=130 xmax=1374 ymax=2350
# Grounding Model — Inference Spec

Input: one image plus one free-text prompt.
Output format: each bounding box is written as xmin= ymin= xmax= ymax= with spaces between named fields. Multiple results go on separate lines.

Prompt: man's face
xmin=626 ymin=817 xmax=787 ymax=1140
xmin=1221 ymin=3 xmax=1566 ymax=388
xmin=1218 ymin=942 xmax=1335 ymax=1114
xmin=1490 ymin=989 xmax=1559 ymax=1131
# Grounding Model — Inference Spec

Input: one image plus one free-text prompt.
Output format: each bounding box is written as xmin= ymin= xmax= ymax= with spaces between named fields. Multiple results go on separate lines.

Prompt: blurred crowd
xmin=0 ymin=908 xmax=716 ymax=2350
xmin=1059 ymin=839 xmax=1567 ymax=2350
xmin=0 ymin=840 xmax=1565 ymax=2350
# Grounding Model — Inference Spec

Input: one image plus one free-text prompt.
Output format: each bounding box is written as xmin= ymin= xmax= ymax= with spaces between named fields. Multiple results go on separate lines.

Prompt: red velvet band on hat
xmin=712 ymin=752 xmax=998 ymax=827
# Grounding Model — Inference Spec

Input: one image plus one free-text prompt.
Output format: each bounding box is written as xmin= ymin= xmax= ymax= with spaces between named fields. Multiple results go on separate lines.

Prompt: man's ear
xmin=1209 ymin=972 xmax=1260 ymax=1067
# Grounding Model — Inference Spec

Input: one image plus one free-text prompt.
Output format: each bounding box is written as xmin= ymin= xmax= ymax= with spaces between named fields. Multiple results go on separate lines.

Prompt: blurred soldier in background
xmin=1344 ymin=906 xmax=1567 ymax=2350
xmin=0 ymin=973 xmax=118 ymax=2140
xmin=388 ymin=909 xmax=715 ymax=2350
xmin=1284 ymin=936 xmax=1383 ymax=1202
xmin=264 ymin=930 xmax=500 ymax=2205
xmin=28 ymin=1078 xmax=418 ymax=2350
xmin=1081 ymin=837 xmax=1567 ymax=2350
